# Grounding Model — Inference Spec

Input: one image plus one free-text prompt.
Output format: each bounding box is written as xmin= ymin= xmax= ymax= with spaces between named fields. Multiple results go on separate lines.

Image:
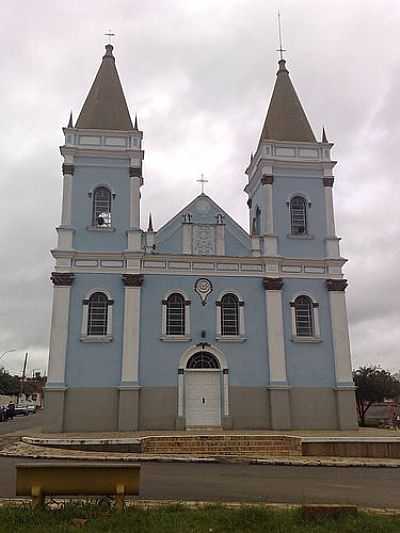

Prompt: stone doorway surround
xmin=176 ymin=344 xmax=232 ymax=430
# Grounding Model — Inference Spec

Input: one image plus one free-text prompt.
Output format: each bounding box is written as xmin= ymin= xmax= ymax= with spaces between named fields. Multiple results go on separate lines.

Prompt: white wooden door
xmin=185 ymin=371 xmax=221 ymax=427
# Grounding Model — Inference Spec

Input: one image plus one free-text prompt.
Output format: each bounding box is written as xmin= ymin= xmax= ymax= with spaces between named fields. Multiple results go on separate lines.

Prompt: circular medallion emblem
xmin=194 ymin=278 xmax=213 ymax=306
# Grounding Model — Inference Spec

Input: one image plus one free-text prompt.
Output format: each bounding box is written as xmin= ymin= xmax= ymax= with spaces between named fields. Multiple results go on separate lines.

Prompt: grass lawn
xmin=0 ymin=503 xmax=399 ymax=532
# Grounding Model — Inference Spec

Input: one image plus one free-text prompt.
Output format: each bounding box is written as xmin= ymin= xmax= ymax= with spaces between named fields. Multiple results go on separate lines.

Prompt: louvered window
xmin=221 ymin=293 xmax=239 ymax=336
xmin=166 ymin=293 xmax=185 ymax=335
xmin=294 ymin=296 xmax=314 ymax=337
xmin=290 ymin=196 xmax=307 ymax=235
xmin=93 ymin=187 xmax=112 ymax=228
xmin=87 ymin=292 xmax=108 ymax=336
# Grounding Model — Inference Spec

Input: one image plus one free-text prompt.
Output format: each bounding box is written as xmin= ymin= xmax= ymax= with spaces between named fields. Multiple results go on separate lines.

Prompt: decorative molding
xmin=263 ymin=277 xmax=284 ymax=290
xmin=62 ymin=164 xmax=74 ymax=175
xmin=122 ymin=274 xmax=144 ymax=287
xmin=261 ymin=174 xmax=274 ymax=185
xmin=129 ymin=166 xmax=142 ymax=178
xmin=193 ymin=225 xmax=216 ymax=255
xmin=323 ymin=177 xmax=335 ymax=187
xmin=50 ymin=272 xmax=74 ymax=286
xmin=194 ymin=278 xmax=213 ymax=306
xmin=326 ymin=279 xmax=348 ymax=291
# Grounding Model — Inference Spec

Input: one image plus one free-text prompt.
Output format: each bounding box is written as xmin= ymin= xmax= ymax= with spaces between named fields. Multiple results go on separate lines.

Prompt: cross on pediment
xmin=196 ymin=173 xmax=208 ymax=195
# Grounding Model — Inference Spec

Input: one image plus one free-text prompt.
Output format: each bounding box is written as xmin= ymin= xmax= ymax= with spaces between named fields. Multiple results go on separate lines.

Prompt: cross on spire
xmin=196 ymin=173 xmax=208 ymax=195
xmin=104 ymin=29 xmax=115 ymax=44
xmin=276 ymin=11 xmax=286 ymax=60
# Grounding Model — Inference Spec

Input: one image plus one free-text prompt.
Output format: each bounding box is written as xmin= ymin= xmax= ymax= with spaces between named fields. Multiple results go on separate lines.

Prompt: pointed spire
xmin=75 ymin=45 xmax=133 ymax=130
xmin=134 ymin=114 xmax=138 ymax=130
xmin=259 ymin=59 xmax=316 ymax=143
xmin=147 ymin=213 xmax=154 ymax=232
xmin=67 ymin=111 xmax=73 ymax=128
xmin=322 ymin=127 xmax=328 ymax=143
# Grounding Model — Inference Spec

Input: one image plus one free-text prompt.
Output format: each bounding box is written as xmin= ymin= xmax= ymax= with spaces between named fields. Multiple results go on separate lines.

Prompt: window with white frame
xmin=290 ymin=196 xmax=307 ymax=235
xmin=81 ymin=291 xmax=113 ymax=341
xmin=161 ymin=292 xmax=191 ymax=339
xmin=216 ymin=292 xmax=245 ymax=339
xmin=92 ymin=186 xmax=112 ymax=228
xmin=290 ymin=294 xmax=320 ymax=341
xmin=221 ymin=293 xmax=240 ymax=336
xmin=294 ymin=295 xmax=313 ymax=336
xmin=166 ymin=293 xmax=185 ymax=335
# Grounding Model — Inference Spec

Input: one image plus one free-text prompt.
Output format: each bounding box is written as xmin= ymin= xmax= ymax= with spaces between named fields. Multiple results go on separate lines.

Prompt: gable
xmin=156 ymin=195 xmax=251 ymax=257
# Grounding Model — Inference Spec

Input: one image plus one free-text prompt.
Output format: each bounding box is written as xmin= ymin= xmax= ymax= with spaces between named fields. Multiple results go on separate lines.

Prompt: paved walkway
xmin=24 ymin=427 xmax=400 ymax=439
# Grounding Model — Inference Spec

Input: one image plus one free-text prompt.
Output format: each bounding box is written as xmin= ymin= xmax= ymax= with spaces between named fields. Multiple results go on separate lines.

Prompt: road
xmin=1 ymin=414 xmax=400 ymax=508
xmin=0 ymin=410 xmax=44 ymax=435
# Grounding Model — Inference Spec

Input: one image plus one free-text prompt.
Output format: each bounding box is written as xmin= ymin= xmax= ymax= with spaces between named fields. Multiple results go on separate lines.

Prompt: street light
xmin=0 ymin=349 xmax=16 ymax=362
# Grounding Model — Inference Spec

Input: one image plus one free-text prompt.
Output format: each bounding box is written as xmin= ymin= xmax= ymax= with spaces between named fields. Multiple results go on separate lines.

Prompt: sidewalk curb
xmin=0 ymin=498 xmax=399 ymax=516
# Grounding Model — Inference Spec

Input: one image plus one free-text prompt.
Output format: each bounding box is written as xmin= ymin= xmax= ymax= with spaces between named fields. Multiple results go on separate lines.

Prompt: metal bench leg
xmin=115 ymin=483 xmax=125 ymax=511
xmin=31 ymin=485 xmax=44 ymax=509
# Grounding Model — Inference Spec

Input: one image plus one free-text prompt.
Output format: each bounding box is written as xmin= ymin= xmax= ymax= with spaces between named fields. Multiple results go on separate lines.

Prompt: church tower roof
xmin=75 ymin=44 xmax=133 ymax=130
xmin=259 ymin=59 xmax=316 ymax=143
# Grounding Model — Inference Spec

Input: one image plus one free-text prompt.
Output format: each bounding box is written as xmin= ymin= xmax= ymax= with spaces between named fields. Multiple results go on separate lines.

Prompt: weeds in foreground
xmin=0 ymin=503 xmax=399 ymax=532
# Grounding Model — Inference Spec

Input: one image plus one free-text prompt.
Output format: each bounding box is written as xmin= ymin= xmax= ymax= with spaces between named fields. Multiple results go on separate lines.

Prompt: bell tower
xmin=57 ymin=44 xmax=144 ymax=255
xmin=245 ymin=58 xmax=339 ymax=261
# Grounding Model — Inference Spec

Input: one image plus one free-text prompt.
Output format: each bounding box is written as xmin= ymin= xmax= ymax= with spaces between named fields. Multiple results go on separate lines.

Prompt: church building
xmin=45 ymin=44 xmax=358 ymax=432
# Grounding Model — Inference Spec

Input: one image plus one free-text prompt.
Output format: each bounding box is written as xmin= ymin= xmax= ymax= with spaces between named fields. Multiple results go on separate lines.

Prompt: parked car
xmin=15 ymin=404 xmax=34 ymax=416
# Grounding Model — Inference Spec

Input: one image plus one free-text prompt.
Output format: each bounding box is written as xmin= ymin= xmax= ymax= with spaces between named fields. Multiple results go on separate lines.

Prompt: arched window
xmin=294 ymin=296 xmax=314 ymax=337
xmin=166 ymin=293 xmax=185 ymax=336
xmin=187 ymin=352 xmax=220 ymax=369
xmin=92 ymin=187 xmax=112 ymax=228
xmin=87 ymin=292 xmax=108 ymax=336
xmin=290 ymin=196 xmax=307 ymax=235
xmin=221 ymin=293 xmax=239 ymax=336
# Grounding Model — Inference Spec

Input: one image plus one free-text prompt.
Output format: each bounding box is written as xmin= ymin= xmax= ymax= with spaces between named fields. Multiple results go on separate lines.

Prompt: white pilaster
xmin=262 ymin=181 xmax=274 ymax=234
xmin=215 ymin=223 xmax=225 ymax=255
xmin=129 ymin=176 xmax=141 ymax=229
xmin=261 ymin=174 xmax=278 ymax=256
xmin=264 ymin=278 xmax=288 ymax=384
xmin=178 ymin=371 xmax=184 ymax=417
xmin=121 ymin=285 xmax=141 ymax=383
xmin=47 ymin=274 xmax=73 ymax=384
xmin=127 ymin=229 xmax=143 ymax=251
xmin=324 ymin=177 xmax=341 ymax=258
xmin=251 ymin=235 xmax=261 ymax=257
xmin=223 ymin=370 xmax=230 ymax=416
xmin=182 ymin=223 xmax=193 ymax=254
xmin=327 ymin=280 xmax=353 ymax=384
xmin=61 ymin=173 xmax=73 ymax=226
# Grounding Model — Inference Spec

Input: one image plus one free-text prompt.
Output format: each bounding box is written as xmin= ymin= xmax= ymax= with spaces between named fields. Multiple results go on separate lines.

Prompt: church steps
xmin=141 ymin=435 xmax=302 ymax=456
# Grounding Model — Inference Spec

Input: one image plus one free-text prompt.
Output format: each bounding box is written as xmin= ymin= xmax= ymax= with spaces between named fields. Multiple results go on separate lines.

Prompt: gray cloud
xmin=1 ymin=0 xmax=399 ymax=375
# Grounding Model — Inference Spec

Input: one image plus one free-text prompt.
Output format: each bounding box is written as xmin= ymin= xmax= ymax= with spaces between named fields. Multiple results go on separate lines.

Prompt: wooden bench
xmin=16 ymin=462 xmax=141 ymax=509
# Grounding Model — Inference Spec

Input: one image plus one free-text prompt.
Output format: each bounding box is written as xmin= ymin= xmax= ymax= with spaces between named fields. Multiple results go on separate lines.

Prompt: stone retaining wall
xmin=303 ymin=441 xmax=400 ymax=458
xmin=141 ymin=435 xmax=302 ymax=456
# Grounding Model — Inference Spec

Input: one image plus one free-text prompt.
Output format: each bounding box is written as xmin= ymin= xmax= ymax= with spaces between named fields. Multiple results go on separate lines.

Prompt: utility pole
xmin=18 ymin=352 xmax=28 ymax=403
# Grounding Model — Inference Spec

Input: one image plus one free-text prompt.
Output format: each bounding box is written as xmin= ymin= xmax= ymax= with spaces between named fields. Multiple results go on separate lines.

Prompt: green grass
xmin=0 ymin=503 xmax=399 ymax=533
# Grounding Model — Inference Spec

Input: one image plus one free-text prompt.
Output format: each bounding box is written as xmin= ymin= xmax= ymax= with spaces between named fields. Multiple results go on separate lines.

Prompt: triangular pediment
xmin=156 ymin=194 xmax=250 ymax=256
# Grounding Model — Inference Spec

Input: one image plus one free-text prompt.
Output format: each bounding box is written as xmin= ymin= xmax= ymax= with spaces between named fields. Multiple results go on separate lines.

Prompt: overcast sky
xmin=0 ymin=0 xmax=399 ymax=377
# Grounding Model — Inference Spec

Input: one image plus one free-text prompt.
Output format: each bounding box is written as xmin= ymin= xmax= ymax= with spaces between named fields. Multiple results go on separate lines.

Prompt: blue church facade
xmin=44 ymin=45 xmax=358 ymax=432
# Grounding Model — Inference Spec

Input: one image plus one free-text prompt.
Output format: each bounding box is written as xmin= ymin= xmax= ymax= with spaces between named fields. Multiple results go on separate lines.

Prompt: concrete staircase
xmin=141 ymin=435 xmax=302 ymax=457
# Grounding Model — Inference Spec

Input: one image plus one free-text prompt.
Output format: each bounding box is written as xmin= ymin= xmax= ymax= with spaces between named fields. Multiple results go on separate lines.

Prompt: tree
xmin=0 ymin=368 xmax=19 ymax=396
xmin=353 ymin=366 xmax=400 ymax=426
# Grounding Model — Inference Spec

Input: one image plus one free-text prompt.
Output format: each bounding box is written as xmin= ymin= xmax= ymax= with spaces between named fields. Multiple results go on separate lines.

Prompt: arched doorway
xmin=184 ymin=351 xmax=222 ymax=427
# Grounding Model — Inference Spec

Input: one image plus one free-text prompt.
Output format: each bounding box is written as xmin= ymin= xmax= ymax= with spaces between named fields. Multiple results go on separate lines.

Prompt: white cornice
xmin=51 ymin=248 xmax=346 ymax=279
